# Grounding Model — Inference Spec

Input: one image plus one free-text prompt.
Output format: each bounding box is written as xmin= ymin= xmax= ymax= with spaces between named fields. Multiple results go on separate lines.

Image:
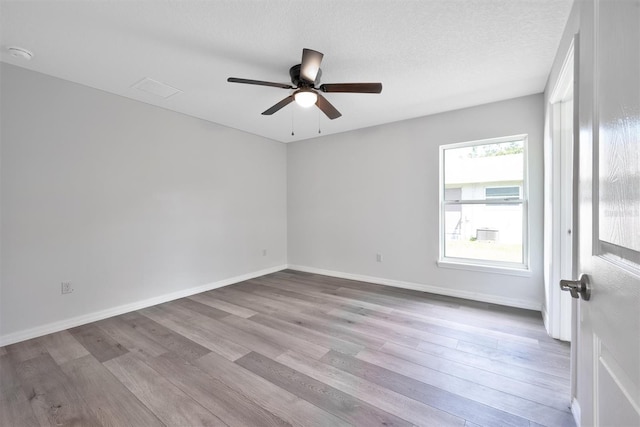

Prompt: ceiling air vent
xmin=131 ymin=77 xmax=182 ymax=99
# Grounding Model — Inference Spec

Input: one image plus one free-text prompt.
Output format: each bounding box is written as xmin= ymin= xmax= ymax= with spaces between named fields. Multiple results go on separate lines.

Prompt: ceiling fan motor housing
xmin=289 ymin=64 xmax=322 ymax=88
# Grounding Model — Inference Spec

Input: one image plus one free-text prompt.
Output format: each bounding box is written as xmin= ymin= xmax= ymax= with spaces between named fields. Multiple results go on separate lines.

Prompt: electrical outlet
xmin=376 ymin=253 xmax=383 ymax=262
xmin=61 ymin=282 xmax=73 ymax=294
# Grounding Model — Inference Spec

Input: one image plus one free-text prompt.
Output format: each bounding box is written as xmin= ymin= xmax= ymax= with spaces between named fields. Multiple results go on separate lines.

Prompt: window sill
xmin=437 ymin=260 xmax=532 ymax=277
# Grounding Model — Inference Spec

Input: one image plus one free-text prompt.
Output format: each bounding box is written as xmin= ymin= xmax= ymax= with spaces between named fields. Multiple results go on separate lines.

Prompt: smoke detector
xmin=7 ymin=47 xmax=34 ymax=60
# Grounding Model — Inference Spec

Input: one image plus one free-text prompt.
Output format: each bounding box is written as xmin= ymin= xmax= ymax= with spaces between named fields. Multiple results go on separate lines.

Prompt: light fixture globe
xmin=294 ymin=89 xmax=317 ymax=108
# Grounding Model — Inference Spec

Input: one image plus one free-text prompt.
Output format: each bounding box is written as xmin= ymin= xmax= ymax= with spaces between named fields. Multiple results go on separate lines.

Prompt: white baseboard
xmin=287 ymin=264 xmax=542 ymax=311
xmin=542 ymin=304 xmax=550 ymax=332
xmin=0 ymin=265 xmax=287 ymax=347
xmin=571 ymin=397 xmax=581 ymax=426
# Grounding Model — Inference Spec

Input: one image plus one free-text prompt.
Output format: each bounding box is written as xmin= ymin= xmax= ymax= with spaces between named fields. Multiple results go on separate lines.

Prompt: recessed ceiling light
xmin=7 ymin=47 xmax=34 ymax=60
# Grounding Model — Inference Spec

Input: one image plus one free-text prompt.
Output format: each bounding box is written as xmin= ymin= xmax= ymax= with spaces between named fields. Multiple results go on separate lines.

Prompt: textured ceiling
xmin=0 ymin=0 xmax=573 ymax=142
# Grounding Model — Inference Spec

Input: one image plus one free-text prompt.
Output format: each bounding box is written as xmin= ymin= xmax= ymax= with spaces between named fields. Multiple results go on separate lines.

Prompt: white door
xmin=572 ymin=0 xmax=640 ymax=425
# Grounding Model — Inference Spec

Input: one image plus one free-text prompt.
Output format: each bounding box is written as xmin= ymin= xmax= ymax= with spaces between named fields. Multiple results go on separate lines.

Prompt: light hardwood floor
xmin=0 ymin=270 xmax=575 ymax=426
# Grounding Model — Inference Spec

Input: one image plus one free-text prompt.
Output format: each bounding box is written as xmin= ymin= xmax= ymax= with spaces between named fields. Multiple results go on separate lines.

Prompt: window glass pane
xmin=444 ymin=140 xmax=524 ymax=201
xmin=444 ymin=203 xmax=523 ymax=264
xmin=444 ymin=187 xmax=462 ymax=204
xmin=485 ymin=186 xmax=520 ymax=198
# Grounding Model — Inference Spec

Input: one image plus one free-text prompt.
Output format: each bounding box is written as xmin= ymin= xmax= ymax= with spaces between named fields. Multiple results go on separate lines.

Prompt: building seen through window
xmin=440 ymin=136 xmax=528 ymax=269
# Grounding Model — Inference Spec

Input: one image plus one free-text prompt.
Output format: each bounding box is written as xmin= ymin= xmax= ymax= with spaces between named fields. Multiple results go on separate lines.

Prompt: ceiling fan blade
xmin=315 ymin=93 xmax=342 ymax=120
xmin=318 ymin=83 xmax=383 ymax=93
xmin=262 ymin=95 xmax=295 ymax=115
xmin=300 ymin=48 xmax=324 ymax=83
xmin=228 ymin=77 xmax=293 ymax=89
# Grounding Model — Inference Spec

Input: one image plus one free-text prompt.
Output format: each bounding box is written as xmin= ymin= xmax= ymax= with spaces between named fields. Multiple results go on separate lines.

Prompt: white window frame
xmin=438 ymin=134 xmax=530 ymax=274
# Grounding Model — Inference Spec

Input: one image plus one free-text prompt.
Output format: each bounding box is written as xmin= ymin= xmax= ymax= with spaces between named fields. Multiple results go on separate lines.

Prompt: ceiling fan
xmin=227 ymin=48 xmax=382 ymax=120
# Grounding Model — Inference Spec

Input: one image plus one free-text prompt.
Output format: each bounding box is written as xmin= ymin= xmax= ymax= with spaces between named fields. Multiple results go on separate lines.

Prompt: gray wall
xmin=287 ymin=94 xmax=545 ymax=309
xmin=1 ymin=62 xmax=547 ymax=344
xmin=0 ymin=64 xmax=287 ymax=343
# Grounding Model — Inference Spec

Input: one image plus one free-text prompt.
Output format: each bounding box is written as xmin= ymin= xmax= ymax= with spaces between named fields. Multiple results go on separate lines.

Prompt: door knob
xmin=560 ymin=274 xmax=591 ymax=301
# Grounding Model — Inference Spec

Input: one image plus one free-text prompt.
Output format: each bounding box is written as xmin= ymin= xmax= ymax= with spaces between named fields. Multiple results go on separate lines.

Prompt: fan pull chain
xmin=291 ymin=108 xmax=295 ymax=136
xmin=318 ymin=109 xmax=322 ymax=134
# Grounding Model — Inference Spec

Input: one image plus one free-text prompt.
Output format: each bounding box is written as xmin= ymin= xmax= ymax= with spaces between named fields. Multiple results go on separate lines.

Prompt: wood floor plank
xmin=195 ymin=351 xmax=350 ymax=427
xmin=239 ymin=280 xmax=335 ymax=312
xmin=0 ymin=387 xmax=40 ymax=427
xmin=307 ymin=308 xmax=422 ymax=349
xmin=323 ymin=286 xmax=466 ymax=321
xmin=14 ymin=351 xmax=59 ymax=383
xmin=15 ymin=353 xmax=104 ymax=426
xmin=497 ymin=336 xmax=570 ymax=357
xmin=172 ymin=297 xmax=231 ymax=320
xmin=241 ymin=279 xmax=334 ymax=308
xmin=36 ymin=330 xmax=90 ymax=365
xmin=455 ymin=340 xmax=570 ymax=380
xmin=459 ymin=302 xmax=544 ymax=327
xmin=361 ymin=341 xmax=570 ymax=410
xmin=383 ymin=307 xmax=544 ymax=347
xmin=356 ymin=347 xmax=575 ymax=426
xmin=320 ymin=349 xmax=529 ymax=427
xmin=277 ymin=272 xmax=418 ymax=299
xmin=61 ymin=354 xmax=164 ymax=426
xmin=236 ymin=351 xmax=413 ymax=427
xmin=267 ymin=309 xmax=387 ymax=349
xmin=327 ymin=306 xmax=460 ymax=349
xmin=140 ymin=304 xmax=251 ymax=361
xmin=118 ymin=310 xmax=211 ymax=361
xmin=269 ymin=272 xmax=343 ymax=292
xmin=0 ymin=390 xmax=38 ymax=425
xmin=68 ymin=323 xmax=129 ymax=363
xmin=229 ymin=288 xmax=398 ymax=353
xmin=447 ymin=305 xmax=553 ymax=339
xmin=145 ymin=302 xmax=285 ymax=359
xmin=410 ymin=341 xmax=571 ymax=393
xmin=277 ymin=350 xmax=467 ymax=426
xmin=104 ymin=353 xmax=226 ymax=426
xmin=189 ymin=292 xmax=259 ymax=318
xmin=298 ymin=273 xmax=539 ymax=328
xmin=254 ymin=276 xmax=397 ymax=314
xmin=219 ymin=315 xmax=330 ymax=360
xmin=96 ymin=315 xmax=170 ymax=358
xmin=147 ymin=351 xmax=290 ymax=427
xmin=325 ymin=286 xmax=461 ymax=317
xmin=1 ymin=354 xmax=22 ymax=395
xmin=327 ymin=284 xmax=545 ymax=336
xmin=248 ymin=313 xmax=365 ymax=356
xmin=209 ymin=286 xmax=308 ymax=316
xmin=0 ymin=355 xmax=41 ymax=427
xmin=4 ymin=337 xmax=49 ymax=363
xmin=347 ymin=305 xmax=507 ymax=348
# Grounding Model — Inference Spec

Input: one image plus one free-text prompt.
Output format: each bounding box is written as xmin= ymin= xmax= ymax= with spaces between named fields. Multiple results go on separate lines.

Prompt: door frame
xmin=545 ymin=37 xmax=577 ymax=341
xmin=545 ymin=34 xmax=581 ymax=423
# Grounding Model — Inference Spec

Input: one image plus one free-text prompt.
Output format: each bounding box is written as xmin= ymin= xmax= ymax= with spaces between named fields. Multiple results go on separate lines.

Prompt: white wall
xmin=288 ymin=94 xmax=544 ymax=309
xmin=0 ymin=64 xmax=287 ymax=344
